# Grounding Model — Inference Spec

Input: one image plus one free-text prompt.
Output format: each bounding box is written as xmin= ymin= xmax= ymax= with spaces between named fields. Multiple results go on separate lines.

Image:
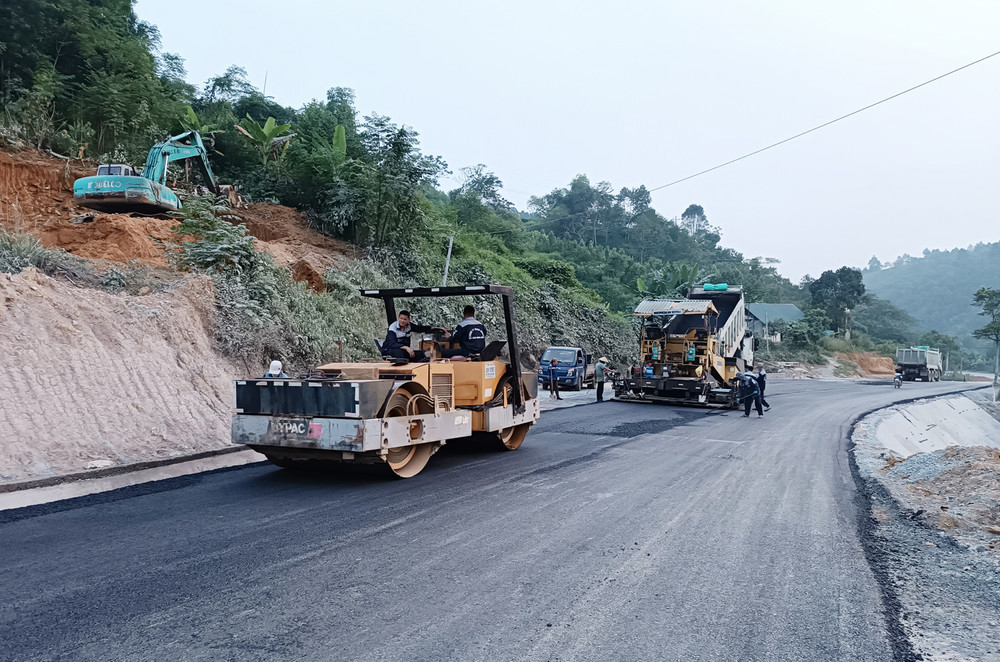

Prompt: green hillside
xmin=863 ymin=243 xmax=1000 ymax=351
xmin=0 ymin=1 xmax=806 ymax=371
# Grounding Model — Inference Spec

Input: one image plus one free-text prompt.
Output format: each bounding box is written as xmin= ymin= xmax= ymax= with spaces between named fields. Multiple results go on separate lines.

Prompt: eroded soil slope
xmin=0 ymin=267 xmax=242 ymax=483
xmin=234 ymin=204 xmax=353 ymax=291
xmin=0 ymin=149 xmax=351 ymax=284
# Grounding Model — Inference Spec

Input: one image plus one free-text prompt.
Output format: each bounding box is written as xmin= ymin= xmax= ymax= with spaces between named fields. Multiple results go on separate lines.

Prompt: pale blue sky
xmin=136 ymin=0 xmax=1000 ymax=280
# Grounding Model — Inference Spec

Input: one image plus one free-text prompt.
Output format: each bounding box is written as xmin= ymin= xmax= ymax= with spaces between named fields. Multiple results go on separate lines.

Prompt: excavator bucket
xmin=219 ymin=185 xmax=244 ymax=209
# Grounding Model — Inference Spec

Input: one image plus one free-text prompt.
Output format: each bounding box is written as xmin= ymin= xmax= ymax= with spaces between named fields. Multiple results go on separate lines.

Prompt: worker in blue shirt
xmin=740 ymin=369 xmax=764 ymax=418
xmin=382 ymin=310 xmax=435 ymax=361
xmin=441 ymin=305 xmax=487 ymax=358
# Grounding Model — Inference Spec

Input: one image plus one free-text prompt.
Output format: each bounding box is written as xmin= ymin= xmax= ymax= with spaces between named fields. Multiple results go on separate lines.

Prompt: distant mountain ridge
xmin=863 ymin=242 xmax=1000 ymax=344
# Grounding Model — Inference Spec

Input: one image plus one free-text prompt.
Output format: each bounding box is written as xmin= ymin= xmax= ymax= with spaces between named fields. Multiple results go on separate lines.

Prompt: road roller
xmin=231 ymin=285 xmax=540 ymax=478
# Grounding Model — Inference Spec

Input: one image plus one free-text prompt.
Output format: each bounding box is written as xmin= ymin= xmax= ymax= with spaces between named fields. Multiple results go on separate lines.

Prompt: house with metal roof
xmin=745 ymin=303 xmax=805 ymax=339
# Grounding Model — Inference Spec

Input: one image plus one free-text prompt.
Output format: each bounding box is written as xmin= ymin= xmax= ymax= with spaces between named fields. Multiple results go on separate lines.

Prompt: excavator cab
xmin=96 ymin=165 xmax=141 ymax=177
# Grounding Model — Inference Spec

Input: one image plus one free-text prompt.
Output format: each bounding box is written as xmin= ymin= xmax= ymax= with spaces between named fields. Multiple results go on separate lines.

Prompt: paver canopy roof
xmin=633 ymin=299 xmax=719 ymax=317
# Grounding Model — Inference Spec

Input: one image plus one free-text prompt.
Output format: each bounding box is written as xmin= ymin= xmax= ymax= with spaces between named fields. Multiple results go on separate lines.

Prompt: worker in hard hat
xmin=263 ymin=360 xmax=288 ymax=378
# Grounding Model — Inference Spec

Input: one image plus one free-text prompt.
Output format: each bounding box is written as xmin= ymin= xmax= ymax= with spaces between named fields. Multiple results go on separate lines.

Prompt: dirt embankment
xmin=235 ymin=204 xmax=353 ymax=291
xmin=1 ymin=149 xmax=352 ymax=287
xmin=0 ymin=151 xmax=176 ymax=266
xmin=764 ymin=352 xmax=894 ymax=380
xmin=0 ymin=267 xmax=244 ymax=484
xmin=0 ymin=150 xmax=90 ymax=226
xmin=0 ymin=150 xmax=365 ymax=484
xmin=835 ymin=352 xmax=894 ymax=377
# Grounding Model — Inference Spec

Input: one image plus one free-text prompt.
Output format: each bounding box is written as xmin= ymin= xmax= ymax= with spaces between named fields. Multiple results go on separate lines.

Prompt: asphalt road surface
xmin=0 ymin=379 xmax=981 ymax=662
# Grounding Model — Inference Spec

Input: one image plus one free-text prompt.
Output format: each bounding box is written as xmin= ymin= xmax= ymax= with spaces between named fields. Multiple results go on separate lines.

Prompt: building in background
xmin=745 ymin=303 xmax=804 ymax=342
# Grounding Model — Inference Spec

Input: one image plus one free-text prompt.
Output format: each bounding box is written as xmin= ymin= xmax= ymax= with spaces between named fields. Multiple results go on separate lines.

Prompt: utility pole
xmin=442 ymin=234 xmax=454 ymax=286
xmin=765 ymin=309 xmax=771 ymax=358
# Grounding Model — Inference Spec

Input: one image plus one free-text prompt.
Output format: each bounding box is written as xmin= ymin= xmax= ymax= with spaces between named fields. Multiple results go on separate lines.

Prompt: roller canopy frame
xmin=359 ymin=285 xmax=524 ymax=412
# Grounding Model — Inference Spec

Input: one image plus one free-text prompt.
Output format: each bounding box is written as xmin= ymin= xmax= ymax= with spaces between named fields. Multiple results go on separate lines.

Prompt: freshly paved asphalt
xmin=0 ymin=379 xmax=981 ymax=662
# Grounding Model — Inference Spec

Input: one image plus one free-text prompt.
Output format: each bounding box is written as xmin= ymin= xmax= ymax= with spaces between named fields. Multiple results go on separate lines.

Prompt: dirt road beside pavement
xmin=852 ymin=388 xmax=1000 ymax=661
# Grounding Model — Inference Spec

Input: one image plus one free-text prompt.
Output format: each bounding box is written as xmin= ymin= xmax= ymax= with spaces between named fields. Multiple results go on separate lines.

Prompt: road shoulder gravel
xmin=850 ymin=390 xmax=1000 ymax=661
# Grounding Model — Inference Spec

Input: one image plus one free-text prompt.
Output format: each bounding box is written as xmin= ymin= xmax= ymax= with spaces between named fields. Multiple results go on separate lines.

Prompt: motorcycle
xmin=893 ymin=373 xmax=903 ymax=389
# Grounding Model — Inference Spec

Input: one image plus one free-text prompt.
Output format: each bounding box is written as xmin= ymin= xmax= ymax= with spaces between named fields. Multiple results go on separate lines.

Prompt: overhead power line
xmin=647 ymin=48 xmax=1000 ymax=192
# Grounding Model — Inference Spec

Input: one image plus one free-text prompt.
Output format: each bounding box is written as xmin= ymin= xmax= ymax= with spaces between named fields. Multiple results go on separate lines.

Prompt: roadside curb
xmin=0 ymin=446 xmax=255 ymax=495
xmin=845 ymin=383 xmax=989 ymax=447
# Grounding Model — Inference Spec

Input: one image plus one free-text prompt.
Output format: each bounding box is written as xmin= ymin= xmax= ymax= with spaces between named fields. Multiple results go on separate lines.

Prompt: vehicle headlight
xmin=567 ymin=368 xmax=575 ymax=376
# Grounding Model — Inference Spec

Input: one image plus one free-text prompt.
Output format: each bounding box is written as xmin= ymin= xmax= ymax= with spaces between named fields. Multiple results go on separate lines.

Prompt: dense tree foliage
xmin=0 ymin=0 xmax=192 ymax=158
xmin=972 ymin=288 xmax=1000 ymax=386
xmin=852 ymin=296 xmax=916 ymax=344
xmin=809 ymin=267 xmax=866 ymax=331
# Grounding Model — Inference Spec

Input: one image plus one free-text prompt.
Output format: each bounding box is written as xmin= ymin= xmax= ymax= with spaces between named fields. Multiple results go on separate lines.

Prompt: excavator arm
xmin=141 ymin=130 xmax=220 ymax=194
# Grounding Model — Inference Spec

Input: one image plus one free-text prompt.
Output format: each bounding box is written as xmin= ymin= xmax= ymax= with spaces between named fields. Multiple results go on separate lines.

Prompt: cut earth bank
xmin=852 ymin=388 xmax=1000 ymax=661
xmin=0 ymin=267 xmax=241 ymax=484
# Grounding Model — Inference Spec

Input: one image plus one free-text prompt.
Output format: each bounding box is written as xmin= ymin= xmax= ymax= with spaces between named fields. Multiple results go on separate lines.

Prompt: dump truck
xmin=231 ymin=285 xmax=540 ymax=478
xmin=73 ymin=130 xmax=237 ymax=214
xmin=896 ymin=346 xmax=943 ymax=382
xmin=613 ymin=284 xmax=754 ymax=407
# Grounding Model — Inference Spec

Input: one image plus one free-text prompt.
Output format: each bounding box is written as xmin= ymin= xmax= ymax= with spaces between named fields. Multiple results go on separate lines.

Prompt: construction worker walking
xmin=548 ymin=358 xmax=562 ymax=400
xmin=756 ymin=366 xmax=771 ymax=411
xmin=739 ymin=369 xmax=763 ymax=418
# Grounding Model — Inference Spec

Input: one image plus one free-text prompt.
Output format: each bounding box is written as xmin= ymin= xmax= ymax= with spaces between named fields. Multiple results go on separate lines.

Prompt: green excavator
xmin=73 ymin=130 xmax=235 ymax=214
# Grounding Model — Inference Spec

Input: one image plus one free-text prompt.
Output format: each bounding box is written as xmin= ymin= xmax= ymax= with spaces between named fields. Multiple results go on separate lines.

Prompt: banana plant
xmin=180 ymin=106 xmax=227 ymax=154
xmin=181 ymin=106 xmax=227 ymax=136
xmin=234 ymin=114 xmax=295 ymax=167
xmin=306 ymin=124 xmax=347 ymax=170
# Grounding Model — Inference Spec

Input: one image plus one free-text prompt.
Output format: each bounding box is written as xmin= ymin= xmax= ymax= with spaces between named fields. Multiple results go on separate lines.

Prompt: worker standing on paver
xmin=596 ymin=357 xmax=609 ymax=402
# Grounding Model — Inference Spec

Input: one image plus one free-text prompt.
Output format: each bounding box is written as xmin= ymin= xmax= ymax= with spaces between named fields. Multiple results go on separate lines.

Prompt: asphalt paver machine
xmin=232 ymin=285 xmax=540 ymax=478
xmin=613 ymin=284 xmax=754 ymax=408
